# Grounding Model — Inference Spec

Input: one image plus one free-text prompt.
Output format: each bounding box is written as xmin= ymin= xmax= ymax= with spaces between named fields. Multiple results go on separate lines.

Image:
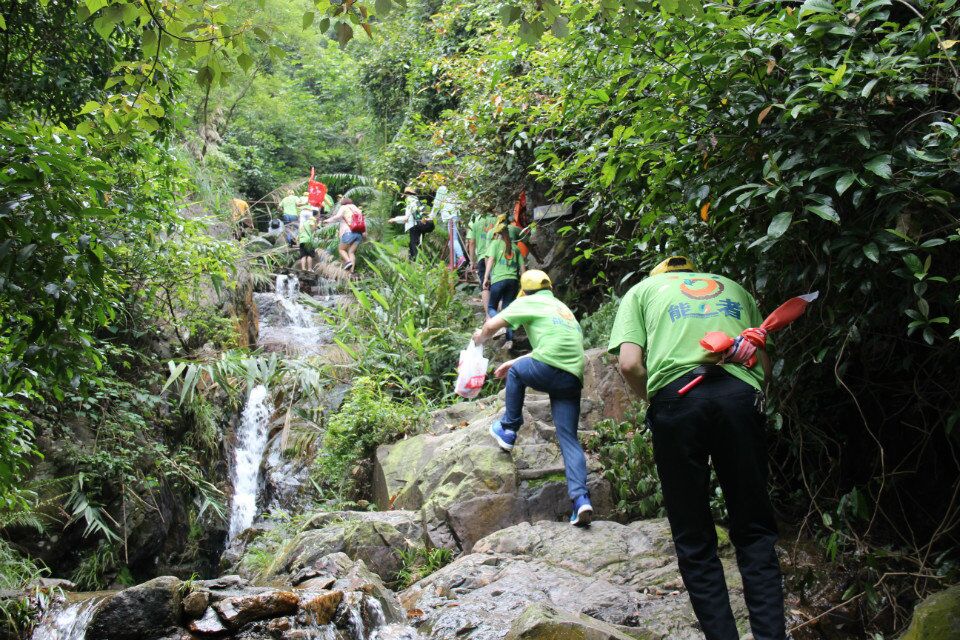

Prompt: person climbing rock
xmin=481 ymin=220 xmax=524 ymax=350
xmin=388 ymin=186 xmax=435 ymax=260
xmin=472 ymin=270 xmax=593 ymax=527
xmin=608 ymin=256 xmax=785 ymax=640
xmin=323 ymin=197 xmax=364 ymax=274
xmin=467 ymin=209 xmax=498 ymax=307
xmin=279 ymin=189 xmax=299 ymax=223
xmin=297 ymin=209 xmax=319 ymax=272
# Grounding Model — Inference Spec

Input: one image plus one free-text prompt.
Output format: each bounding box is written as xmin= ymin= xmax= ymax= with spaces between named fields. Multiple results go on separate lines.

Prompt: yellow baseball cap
xmin=650 ymin=256 xmax=696 ymax=276
xmin=518 ymin=270 xmax=552 ymax=297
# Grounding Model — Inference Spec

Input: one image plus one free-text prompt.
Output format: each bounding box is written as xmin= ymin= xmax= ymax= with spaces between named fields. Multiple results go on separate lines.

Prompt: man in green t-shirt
xmin=467 ymin=211 xmax=498 ymax=305
xmin=473 ymin=270 xmax=594 ymax=527
xmin=608 ymin=256 xmax=785 ymax=640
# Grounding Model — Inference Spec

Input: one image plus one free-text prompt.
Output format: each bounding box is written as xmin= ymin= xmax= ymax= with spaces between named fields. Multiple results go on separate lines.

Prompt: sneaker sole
xmin=489 ymin=425 xmax=514 ymax=452
xmin=571 ymin=505 xmax=593 ymax=527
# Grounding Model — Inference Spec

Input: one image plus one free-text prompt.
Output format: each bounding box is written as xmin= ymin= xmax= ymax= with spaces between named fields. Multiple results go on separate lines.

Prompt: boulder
xmin=267 ymin=510 xmax=426 ymax=583
xmin=212 ymin=589 xmax=299 ymax=628
xmin=373 ymin=395 xmax=612 ymax=552
xmin=182 ymin=589 xmax=210 ymax=619
xmin=87 ymin=576 xmax=183 ymax=640
xmin=900 ymin=584 xmax=960 ymax=639
xmin=580 ymin=347 xmax=634 ymax=426
xmin=299 ymin=589 xmax=343 ymax=624
xmin=188 ymin=607 xmax=229 ymax=636
xmin=506 ymin=603 xmax=650 ymax=640
xmin=400 ymin=520 xmax=748 ymax=640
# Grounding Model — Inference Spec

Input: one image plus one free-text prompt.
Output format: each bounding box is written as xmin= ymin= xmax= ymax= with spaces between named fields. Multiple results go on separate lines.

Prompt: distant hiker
xmin=473 ymin=270 xmax=593 ymax=526
xmin=388 ymin=186 xmax=435 ymax=260
xmin=481 ymin=219 xmax=524 ymax=350
xmin=297 ymin=210 xmax=319 ymax=272
xmin=467 ymin=210 xmax=498 ymax=307
xmin=608 ymin=256 xmax=785 ymax=640
xmin=279 ymin=190 xmax=299 ymax=224
xmin=230 ymin=198 xmax=254 ymax=239
xmin=323 ymin=197 xmax=365 ymax=274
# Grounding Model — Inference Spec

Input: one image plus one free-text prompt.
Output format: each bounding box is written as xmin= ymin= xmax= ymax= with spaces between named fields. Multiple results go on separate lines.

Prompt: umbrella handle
xmin=678 ymin=375 xmax=704 ymax=396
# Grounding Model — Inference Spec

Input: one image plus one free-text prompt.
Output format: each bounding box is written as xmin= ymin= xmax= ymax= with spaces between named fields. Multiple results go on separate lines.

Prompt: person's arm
xmin=467 ymin=237 xmax=476 ymax=264
xmin=483 ymin=256 xmax=493 ymax=288
xmin=323 ymin=210 xmax=344 ymax=225
xmin=618 ymin=342 xmax=648 ymax=402
xmin=472 ymin=315 xmax=508 ymax=345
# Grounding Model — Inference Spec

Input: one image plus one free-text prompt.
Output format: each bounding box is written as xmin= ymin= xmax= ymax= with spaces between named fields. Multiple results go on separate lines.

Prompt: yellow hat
xmin=491 ymin=221 xmax=507 ymax=234
xmin=650 ymin=256 xmax=696 ymax=276
xmin=518 ymin=270 xmax=552 ymax=297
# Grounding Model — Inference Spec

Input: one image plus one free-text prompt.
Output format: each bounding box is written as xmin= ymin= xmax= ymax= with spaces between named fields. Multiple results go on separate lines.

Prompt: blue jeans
xmin=487 ymin=278 xmax=519 ymax=340
xmin=500 ymin=357 xmax=588 ymax=501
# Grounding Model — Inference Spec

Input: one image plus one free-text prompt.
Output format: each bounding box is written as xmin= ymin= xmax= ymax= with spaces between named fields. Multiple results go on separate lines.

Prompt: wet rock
xmin=506 ymin=603 xmax=650 ymax=640
xmin=182 ymin=589 xmax=211 ymax=619
xmin=268 ymin=510 xmax=426 ymax=582
xmin=87 ymin=575 xmax=183 ymax=640
xmin=373 ymin=401 xmax=611 ymax=553
xmin=900 ymin=584 xmax=960 ymax=639
xmin=188 ymin=607 xmax=229 ymax=636
xmin=299 ymin=589 xmax=344 ymax=624
xmin=213 ymin=589 xmax=299 ymax=628
xmin=320 ymin=552 xmax=405 ymax=624
xmin=401 ymin=520 xmax=747 ymax=640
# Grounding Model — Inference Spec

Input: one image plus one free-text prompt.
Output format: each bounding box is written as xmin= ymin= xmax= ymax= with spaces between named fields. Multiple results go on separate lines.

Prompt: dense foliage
xmin=356 ymin=0 xmax=960 ymax=631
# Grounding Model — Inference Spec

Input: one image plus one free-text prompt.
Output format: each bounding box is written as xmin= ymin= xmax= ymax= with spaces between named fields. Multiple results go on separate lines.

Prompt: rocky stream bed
xmin=27 ymin=272 xmax=957 ymax=640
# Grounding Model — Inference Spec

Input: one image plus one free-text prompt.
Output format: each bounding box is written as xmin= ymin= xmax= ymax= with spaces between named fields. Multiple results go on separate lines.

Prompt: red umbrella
xmin=678 ymin=292 xmax=819 ymax=396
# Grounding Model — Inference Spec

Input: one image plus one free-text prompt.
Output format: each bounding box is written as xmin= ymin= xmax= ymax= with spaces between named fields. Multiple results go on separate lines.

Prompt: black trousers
xmin=647 ymin=370 xmax=785 ymax=640
xmin=408 ymin=220 xmax=435 ymax=259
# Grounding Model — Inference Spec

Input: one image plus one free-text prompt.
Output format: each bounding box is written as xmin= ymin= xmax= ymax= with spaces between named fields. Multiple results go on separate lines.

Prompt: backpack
xmin=346 ymin=205 xmax=366 ymax=233
xmin=308 ymin=167 xmax=327 ymax=207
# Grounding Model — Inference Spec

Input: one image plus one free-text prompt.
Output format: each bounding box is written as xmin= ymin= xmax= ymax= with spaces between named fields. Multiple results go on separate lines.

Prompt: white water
xmin=256 ymin=274 xmax=334 ymax=355
xmin=31 ymin=598 xmax=102 ymax=640
xmin=228 ymin=384 xmax=274 ymax=540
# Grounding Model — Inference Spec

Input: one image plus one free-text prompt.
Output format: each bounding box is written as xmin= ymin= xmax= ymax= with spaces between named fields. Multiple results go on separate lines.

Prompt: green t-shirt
xmin=298 ymin=218 xmax=316 ymax=246
xmin=500 ymin=290 xmax=585 ymax=380
xmin=280 ymin=195 xmax=299 ymax=217
xmin=484 ymin=238 xmax=523 ymax=284
xmin=607 ymin=272 xmax=765 ymax=398
xmin=469 ymin=215 xmax=498 ymax=258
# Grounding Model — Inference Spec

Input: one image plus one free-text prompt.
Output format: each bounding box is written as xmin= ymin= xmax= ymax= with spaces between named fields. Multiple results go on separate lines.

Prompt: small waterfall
xmin=31 ymin=598 xmax=102 ymax=640
xmin=256 ymin=275 xmax=333 ymax=355
xmin=228 ymin=384 xmax=274 ymax=540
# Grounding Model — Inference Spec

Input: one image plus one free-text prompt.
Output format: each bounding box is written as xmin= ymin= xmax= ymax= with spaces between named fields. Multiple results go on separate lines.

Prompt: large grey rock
xmin=900 ymin=584 xmax=960 ymax=639
xmin=86 ymin=576 xmax=183 ymax=640
xmin=373 ymin=389 xmax=613 ymax=553
xmin=506 ymin=603 xmax=650 ymax=640
xmin=267 ymin=510 xmax=427 ymax=583
xmin=401 ymin=520 xmax=749 ymax=640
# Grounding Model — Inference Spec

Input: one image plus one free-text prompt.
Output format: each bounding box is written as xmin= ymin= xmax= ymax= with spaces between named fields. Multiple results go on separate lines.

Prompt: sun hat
xmin=518 ymin=270 xmax=552 ymax=297
xmin=650 ymin=256 xmax=697 ymax=276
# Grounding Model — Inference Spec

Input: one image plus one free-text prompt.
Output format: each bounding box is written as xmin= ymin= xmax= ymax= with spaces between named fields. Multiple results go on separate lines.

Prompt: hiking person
xmin=297 ymin=210 xmax=319 ymax=272
xmin=482 ymin=220 xmax=524 ymax=350
xmin=468 ymin=210 xmax=498 ymax=307
xmin=279 ymin=190 xmax=299 ymax=224
xmin=472 ymin=270 xmax=593 ymax=526
xmin=608 ymin=256 xmax=785 ymax=640
xmin=323 ymin=197 xmax=365 ymax=274
xmin=388 ymin=186 xmax=435 ymax=260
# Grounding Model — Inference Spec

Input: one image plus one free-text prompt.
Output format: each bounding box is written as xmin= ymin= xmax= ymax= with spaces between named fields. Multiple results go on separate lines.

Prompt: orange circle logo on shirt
xmin=679 ymin=278 xmax=724 ymax=300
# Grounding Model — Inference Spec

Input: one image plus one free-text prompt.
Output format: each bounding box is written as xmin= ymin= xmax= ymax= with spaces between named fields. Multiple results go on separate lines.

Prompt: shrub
xmin=394 ymin=546 xmax=454 ymax=589
xmin=587 ymin=415 xmax=664 ymax=521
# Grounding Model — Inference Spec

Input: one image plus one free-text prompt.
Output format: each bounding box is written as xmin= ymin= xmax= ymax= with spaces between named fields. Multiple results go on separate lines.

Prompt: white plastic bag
xmin=454 ymin=340 xmax=488 ymax=399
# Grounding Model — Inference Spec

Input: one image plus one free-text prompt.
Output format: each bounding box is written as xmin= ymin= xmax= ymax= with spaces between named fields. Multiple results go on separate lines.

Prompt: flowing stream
xmin=228 ymin=383 xmax=274 ymax=540
xmin=31 ymin=596 xmax=107 ymax=640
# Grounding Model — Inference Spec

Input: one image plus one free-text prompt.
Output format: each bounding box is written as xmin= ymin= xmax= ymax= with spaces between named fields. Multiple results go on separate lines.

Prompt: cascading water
xmin=228 ymin=384 xmax=274 ymax=540
xmin=31 ymin=597 xmax=104 ymax=640
xmin=256 ymin=274 xmax=334 ymax=355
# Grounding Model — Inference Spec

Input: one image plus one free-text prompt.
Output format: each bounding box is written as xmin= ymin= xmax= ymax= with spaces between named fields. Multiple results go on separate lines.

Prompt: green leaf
xmin=862 ymin=242 xmax=879 ymax=263
xmin=303 ymin=11 xmax=315 ymax=29
xmin=835 ymin=173 xmax=856 ymax=195
xmin=864 ymin=154 xmax=892 ymax=179
xmin=861 ymin=78 xmax=879 ymax=98
xmin=799 ymin=0 xmax=836 ymax=16
xmin=551 ymin=16 xmax=570 ymax=38
xmin=806 ymin=203 xmax=840 ymax=223
xmin=0 ymin=13 xmax=6 ymax=30
xmin=767 ymin=212 xmax=793 ymax=238
xmin=236 ymin=53 xmax=254 ymax=73
xmin=375 ymin=0 xmax=392 ymax=16
xmin=336 ymin=21 xmax=354 ymax=47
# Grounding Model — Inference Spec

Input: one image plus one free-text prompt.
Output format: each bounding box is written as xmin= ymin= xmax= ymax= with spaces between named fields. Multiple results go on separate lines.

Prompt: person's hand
xmin=494 ymin=359 xmax=516 ymax=379
xmin=482 ymin=281 xmax=490 ymax=290
xmin=472 ymin=328 xmax=483 ymax=344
